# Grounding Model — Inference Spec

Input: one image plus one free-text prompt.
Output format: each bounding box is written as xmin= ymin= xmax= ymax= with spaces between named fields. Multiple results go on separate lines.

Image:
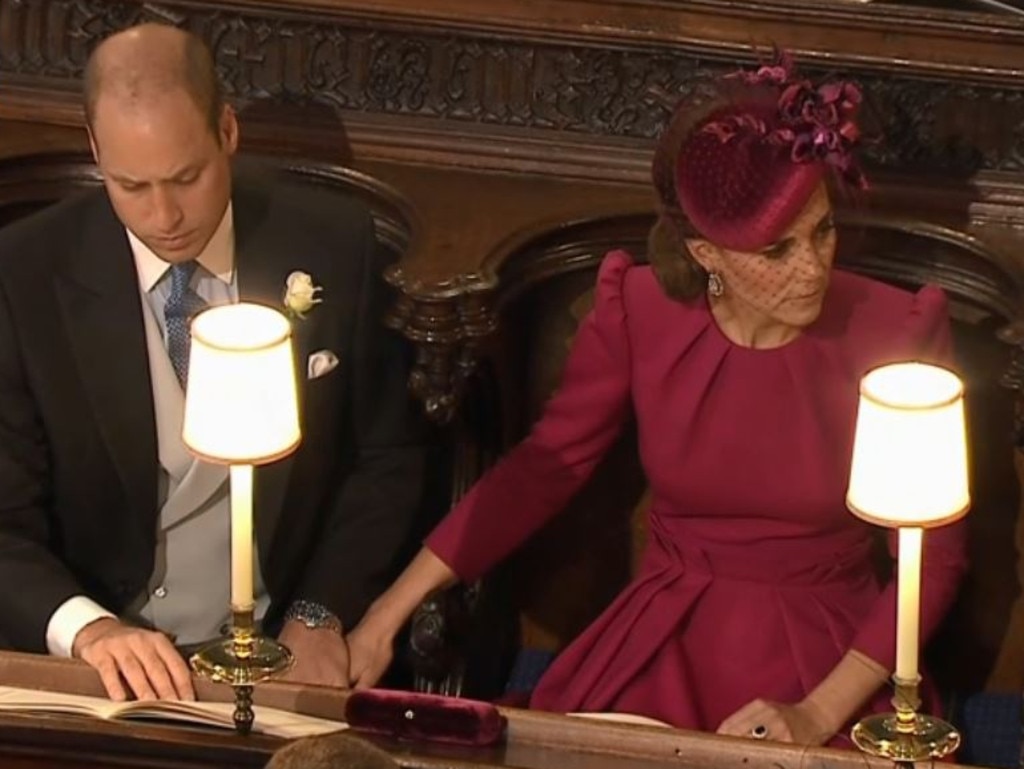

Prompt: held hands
xmin=277 ymin=620 xmax=352 ymax=688
xmin=716 ymin=697 xmax=835 ymax=746
xmin=72 ymin=617 xmax=195 ymax=702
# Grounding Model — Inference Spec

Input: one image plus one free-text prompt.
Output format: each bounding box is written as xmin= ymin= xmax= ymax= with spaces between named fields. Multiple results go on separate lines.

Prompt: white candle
xmin=229 ymin=464 xmax=255 ymax=611
xmin=895 ymin=526 xmax=923 ymax=682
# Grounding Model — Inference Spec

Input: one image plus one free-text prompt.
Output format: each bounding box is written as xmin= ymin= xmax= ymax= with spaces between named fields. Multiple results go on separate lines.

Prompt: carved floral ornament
xmin=0 ymin=0 xmax=1023 ymax=173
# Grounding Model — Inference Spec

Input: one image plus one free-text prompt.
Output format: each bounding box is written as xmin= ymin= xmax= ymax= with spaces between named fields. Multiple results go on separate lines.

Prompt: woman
xmin=346 ymin=56 xmax=968 ymax=747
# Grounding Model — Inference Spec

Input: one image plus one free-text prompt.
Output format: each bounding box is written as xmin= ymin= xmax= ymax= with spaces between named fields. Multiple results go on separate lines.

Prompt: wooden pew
xmin=0 ymin=651 xmax=955 ymax=769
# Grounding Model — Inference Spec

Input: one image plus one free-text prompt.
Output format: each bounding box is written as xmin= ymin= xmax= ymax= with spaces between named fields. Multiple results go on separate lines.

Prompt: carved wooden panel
xmin=3 ymin=0 xmax=1024 ymax=175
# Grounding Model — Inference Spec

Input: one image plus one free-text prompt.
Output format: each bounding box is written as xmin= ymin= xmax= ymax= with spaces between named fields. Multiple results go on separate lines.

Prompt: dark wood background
xmin=4 ymin=0 xmax=1024 ymax=415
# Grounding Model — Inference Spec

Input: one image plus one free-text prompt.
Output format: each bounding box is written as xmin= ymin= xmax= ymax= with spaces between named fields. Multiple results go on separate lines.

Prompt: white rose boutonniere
xmin=283 ymin=271 xmax=323 ymax=319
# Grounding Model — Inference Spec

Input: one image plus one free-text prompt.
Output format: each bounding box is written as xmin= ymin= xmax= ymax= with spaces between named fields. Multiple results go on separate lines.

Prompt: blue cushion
xmin=505 ymin=649 xmax=556 ymax=694
xmin=955 ymin=692 xmax=1021 ymax=768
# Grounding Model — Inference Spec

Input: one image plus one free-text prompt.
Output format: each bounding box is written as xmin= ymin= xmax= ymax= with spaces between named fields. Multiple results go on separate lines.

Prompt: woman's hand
xmin=716 ymin=697 xmax=834 ymax=746
xmin=347 ymin=547 xmax=459 ymax=689
xmin=340 ymin=547 xmax=460 ymax=689
xmin=346 ymin=615 xmax=396 ymax=689
xmin=718 ymin=650 xmax=888 ymax=746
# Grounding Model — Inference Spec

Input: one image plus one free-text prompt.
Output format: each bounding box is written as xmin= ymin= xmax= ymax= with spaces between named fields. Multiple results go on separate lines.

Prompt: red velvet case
xmin=344 ymin=689 xmax=506 ymax=746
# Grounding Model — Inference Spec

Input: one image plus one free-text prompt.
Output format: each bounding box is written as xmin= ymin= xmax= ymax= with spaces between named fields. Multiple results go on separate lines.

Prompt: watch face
xmin=285 ymin=601 xmax=342 ymax=633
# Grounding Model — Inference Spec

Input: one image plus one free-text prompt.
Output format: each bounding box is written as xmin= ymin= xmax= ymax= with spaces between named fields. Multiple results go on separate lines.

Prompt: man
xmin=0 ymin=24 xmax=427 ymax=700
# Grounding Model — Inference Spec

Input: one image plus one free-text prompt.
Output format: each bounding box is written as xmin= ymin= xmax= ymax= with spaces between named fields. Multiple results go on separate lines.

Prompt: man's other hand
xmin=277 ymin=620 xmax=351 ymax=688
xmin=72 ymin=618 xmax=195 ymax=702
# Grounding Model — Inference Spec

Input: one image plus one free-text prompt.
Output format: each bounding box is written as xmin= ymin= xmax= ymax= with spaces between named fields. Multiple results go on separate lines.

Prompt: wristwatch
xmin=283 ymin=600 xmax=344 ymax=635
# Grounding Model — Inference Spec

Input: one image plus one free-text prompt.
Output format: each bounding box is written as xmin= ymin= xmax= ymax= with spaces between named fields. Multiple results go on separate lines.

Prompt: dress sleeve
xmin=425 ymin=252 xmax=635 ymax=582
xmin=851 ymin=285 xmax=970 ymax=669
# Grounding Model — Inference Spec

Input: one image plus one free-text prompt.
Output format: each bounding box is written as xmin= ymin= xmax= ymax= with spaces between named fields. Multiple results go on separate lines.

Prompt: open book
xmin=0 ymin=685 xmax=346 ymax=739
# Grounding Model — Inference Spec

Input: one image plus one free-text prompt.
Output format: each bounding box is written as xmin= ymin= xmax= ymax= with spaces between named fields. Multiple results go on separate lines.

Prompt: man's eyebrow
xmin=107 ymin=165 xmax=199 ymax=185
xmin=169 ymin=165 xmax=200 ymax=180
xmin=107 ymin=171 xmax=144 ymax=185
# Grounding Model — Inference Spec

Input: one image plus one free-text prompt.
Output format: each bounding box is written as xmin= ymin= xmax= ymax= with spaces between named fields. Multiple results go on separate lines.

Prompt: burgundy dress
xmin=426 ymin=251 xmax=968 ymax=736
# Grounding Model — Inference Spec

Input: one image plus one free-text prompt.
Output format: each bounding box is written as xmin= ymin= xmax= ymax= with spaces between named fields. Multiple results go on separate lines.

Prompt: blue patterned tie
xmin=164 ymin=262 xmax=208 ymax=389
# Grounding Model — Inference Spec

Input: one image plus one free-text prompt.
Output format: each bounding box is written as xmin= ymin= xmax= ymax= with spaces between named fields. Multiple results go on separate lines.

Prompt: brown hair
xmin=645 ymin=93 xmax=727 ymax=302
xmin=83 ymin=24 xmax=225 ymax=139
xmin=265 ymin=733 xmax=399 ymax=769
xmin=646 ymin=199 xmax=707 ymax=303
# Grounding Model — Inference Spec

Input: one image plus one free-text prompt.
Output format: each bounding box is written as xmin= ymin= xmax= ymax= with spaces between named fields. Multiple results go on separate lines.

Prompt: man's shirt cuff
xmin=46 ymin=596 xmax=116 ymax=657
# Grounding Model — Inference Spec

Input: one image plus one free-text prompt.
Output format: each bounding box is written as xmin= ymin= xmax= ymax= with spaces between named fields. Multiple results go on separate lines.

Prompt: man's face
xmin=89 ymin=91 xmax=238 ymax=264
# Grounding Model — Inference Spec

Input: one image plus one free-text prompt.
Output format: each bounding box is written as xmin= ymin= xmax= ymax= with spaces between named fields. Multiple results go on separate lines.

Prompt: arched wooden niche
xmin=444 ymin=209 xmax=1024 ymax=700
xmin=0 ymin=152 xmax=416 ymax=267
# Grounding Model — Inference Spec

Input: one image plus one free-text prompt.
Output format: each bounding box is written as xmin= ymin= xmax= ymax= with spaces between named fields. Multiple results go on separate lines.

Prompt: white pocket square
xmin=307 ymin=349 xmax=339 ymax=380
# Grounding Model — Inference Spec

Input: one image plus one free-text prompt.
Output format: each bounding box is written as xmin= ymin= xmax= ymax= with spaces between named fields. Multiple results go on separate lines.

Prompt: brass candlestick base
xmin=189 ymin=608 xmax=293 ymax=735
xmin=851 ymin=677 xmax=960 ymax=763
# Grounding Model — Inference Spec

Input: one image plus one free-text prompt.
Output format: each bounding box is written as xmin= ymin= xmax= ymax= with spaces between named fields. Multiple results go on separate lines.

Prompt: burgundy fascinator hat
xmin=655 ymin=51 xmax=864 ymax=254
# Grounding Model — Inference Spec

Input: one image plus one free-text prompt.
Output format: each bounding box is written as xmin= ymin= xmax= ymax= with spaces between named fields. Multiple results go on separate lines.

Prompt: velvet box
xmin=344 ymin=689 xmax=506 ymax=747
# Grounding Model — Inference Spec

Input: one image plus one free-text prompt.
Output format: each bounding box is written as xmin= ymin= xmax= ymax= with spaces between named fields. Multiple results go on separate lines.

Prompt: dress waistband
xmin=642 ymin=516 xmax=877 ymax=587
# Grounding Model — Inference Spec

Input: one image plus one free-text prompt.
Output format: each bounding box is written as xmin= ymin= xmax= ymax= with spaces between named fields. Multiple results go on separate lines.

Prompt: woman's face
xmin=689 ymin=183 xmax=837 ymax=347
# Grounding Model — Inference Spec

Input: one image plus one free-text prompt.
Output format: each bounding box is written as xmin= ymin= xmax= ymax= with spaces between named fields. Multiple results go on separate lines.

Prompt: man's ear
xmin=685 ymin=238 xmax=719 ymax=274
xmin=219 ymin=104 xmax=240 ymax=155
xmin=87 ymin=127 xmax=100 ymax=166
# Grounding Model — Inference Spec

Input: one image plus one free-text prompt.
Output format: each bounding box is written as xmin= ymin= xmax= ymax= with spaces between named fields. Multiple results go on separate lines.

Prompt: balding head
xmin=84 ymin=23 xmax=224 ymax=139
xmin=83 ymin=23 xmax=239 ymax=264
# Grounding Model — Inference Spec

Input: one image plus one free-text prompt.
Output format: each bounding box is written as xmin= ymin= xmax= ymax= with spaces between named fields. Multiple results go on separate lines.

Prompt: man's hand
xmin=277 ymin=620 xmax=351 ymax=688
xmin=72 ymin=618 xmax=195 ymax=702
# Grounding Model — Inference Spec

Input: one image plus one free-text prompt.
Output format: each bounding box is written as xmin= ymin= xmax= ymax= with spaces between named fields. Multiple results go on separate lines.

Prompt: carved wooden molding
xmin=2 ymin=0 xmax=1024 ymax=178
xmin=384 ymin=276 xmax=498 ymax=425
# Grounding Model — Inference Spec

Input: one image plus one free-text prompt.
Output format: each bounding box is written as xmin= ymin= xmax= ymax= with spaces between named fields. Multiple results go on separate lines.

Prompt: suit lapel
xmin=55 ymin=195 xmax=158 ymax=525
xmin=138 ymin=293 xmax=228 ymax=528
xmin=233 ymin=182 xmax=301 ymax=556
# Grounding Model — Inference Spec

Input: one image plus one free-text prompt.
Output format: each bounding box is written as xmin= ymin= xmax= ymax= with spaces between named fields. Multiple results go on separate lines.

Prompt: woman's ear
xmin=685 ymin=238 xmax=719 ymax=274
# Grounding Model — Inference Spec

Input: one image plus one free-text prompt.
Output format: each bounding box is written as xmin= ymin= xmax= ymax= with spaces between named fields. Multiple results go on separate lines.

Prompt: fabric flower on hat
xmin=704 ymin=51 xmax=867 ymax=190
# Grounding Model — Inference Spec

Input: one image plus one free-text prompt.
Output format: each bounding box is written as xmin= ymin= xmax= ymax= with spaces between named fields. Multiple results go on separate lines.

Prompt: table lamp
xmin=181 ymin=302 xmax=300 ymax=734
xmin=846 ymin=361 xmax=970 ymax=763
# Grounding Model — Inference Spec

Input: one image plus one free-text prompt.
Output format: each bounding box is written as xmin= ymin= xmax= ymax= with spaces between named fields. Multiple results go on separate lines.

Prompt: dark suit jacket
xmin=0 ymin=170 xmax=428 ymax=652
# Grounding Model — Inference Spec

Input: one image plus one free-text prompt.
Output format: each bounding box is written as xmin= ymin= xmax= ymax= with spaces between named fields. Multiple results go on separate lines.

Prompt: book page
xmin=0 ymin=686 xmax=345 ymax=738
xmin=567 ymin=711 xmax=673 ymax=728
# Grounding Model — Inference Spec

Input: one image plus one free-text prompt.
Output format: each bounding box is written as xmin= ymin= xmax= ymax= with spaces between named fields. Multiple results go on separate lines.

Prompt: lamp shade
xmin=182 ymin=303 xmax=300 ymax=465
xmin=846 ymin=361 xmax=969 ymax=528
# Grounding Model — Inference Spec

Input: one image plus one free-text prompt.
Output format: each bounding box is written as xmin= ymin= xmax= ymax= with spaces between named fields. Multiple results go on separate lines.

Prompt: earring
xmin=707 ymin=272 xmax=724 ymax=298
